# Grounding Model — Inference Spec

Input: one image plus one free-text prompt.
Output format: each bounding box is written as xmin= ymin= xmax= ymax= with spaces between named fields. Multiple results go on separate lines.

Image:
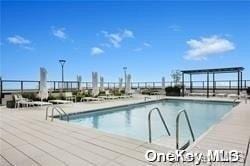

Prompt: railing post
xmin=138 ymin=82 xmax=139 ymax=88
xmin=21 ymin=81 xmax=24 ymax=93
xmin=38 ymin=81 xmax=40 ymax=91
xmin=153 ymin=82 xmax=155 ymax=89
xmin=245 ymin=80 xmax=247 ymax=89
xmin=53 ymin=81 xmax=56 ymax=91
xmin=0 ymin=78 xmax=2 ymax=105
xmin=229 ymin=80 xmax=231 ymax=89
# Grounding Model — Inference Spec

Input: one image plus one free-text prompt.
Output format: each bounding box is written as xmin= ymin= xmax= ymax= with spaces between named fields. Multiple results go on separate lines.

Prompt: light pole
xmin=123 ymin=67 xmax=127 ymax=90
xmin=59 ymin=60 xmax=66 ymax=90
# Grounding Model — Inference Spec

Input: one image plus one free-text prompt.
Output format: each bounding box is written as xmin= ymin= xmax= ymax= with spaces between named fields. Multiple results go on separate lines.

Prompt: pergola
xmin=181 ymin=67 xmax=244 ymax=98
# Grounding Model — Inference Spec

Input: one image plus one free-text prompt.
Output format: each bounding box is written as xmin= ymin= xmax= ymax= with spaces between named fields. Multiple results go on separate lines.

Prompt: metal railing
xmin=176 ymin=109 xmax=195 ymax=150
xmin=45 ymin=105 xmax=69 ymax=122
xmin=148 ymin=107 xmax=171 ymax=143
xmin=1 ymin=79 xmax=249 ymax=104
xmin=1 ymin=79 xmax=249 ymax=93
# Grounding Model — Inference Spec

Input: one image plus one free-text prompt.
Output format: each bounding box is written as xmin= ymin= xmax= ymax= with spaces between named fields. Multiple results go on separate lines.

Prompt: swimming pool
xmin=65 ymin=99 xmax=234 ymax=144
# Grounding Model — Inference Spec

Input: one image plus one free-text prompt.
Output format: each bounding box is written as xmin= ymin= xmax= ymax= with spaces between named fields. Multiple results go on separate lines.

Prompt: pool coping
xmin=53 ymin=96 xmax=238 ymax=119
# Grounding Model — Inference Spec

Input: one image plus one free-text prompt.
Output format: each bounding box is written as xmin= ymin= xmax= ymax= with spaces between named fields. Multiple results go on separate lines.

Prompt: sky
xmin=1 ymin=1 xmax=250 ymax=82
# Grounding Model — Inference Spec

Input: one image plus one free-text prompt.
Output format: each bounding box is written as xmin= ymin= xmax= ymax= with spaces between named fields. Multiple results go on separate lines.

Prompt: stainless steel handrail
xmin=176 ymin=109 xmax=195 ymax=150
xmin=54 ymin=106 xmax=69 ymax=121
xmin=45 ymin=105 xmax=54 ymax=120
xmin=233 ymin=99 xmax=239 ymax=107
xmin=148 ymin=107 xmax=170 ymax=143
xmin=51 ymin=107 xmax=63 ymax=121
xmin=45 ymin=105 xmax=69 ymax=122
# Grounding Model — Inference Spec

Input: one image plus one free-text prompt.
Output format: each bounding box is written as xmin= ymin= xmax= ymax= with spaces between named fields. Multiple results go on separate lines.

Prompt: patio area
xmin=0 ymin=95 xmax=250 ymax=166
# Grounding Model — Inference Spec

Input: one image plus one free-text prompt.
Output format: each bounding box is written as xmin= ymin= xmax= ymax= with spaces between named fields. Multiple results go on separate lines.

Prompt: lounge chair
xmin=228 ymin=94 xmax=239 ymax=99
xmin=80 ymin=97 xmax=103 ymax=102
xmin=13 ymin=94 xmax=52 ymax=108
xmin=98 ymin=95 xmax=119 ymax=100
xmin=118 ymin=95 xmax=132 ymax=99
xmin=215 ymin=93 xmax=227 ymax=97
xmin=48 ymin=100 xmax=73 ymax=104
xmin=189 ymin=93 xmax=205 ymax=96
xmin=32 ymin=101 xmax=52 ymax=106
xmin=13 ymin=94 xmax=32 ymax=108
xmin=97 ymin=90 xmax=119 ymax=100
xmin=64 ymin=92 xmax=76 ymax=102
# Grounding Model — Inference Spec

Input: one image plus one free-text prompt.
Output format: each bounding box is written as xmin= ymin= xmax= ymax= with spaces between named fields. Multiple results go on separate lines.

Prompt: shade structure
xmin=162 ymin=77 xmax=165 ymax=89
xmin=125 ymin=74 xmax=131 ymax=94
xmin=77 ymin=75 xmax=82 ymax=90
xmin=119 ymin=78 xmax=123 ymax=91
xmin=39 ymin=67 xmax=48 ymax=101
xmin=100 ymin=76 xmax=104 ymax=91
xmin=92 ymin=72 xmax=99 ymax=96
xmin=181 ymin=67 xmax=245 ymax=97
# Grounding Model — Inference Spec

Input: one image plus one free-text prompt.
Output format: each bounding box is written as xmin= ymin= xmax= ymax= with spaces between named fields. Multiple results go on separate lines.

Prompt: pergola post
xmin=237 ymin=70 xmax=240 ymax=95
xmin=182 ymin=72 xmax=184 ymax=97
xmin=207 ymin=72 xmax=209 ymax=98
xmin=213 ymin=72 xmax=215 ymax=95
xmin=240 ymin=72 xmax=243 ymax=91
xmin=190 ymin=74 xmax=192 ymax=93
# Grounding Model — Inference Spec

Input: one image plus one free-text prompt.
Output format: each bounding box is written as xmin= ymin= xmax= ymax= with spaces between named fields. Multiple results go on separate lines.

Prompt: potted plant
xmin=247 ymin=87 xmax=250 ymax=95
xmin=165 ymin=86 xmax=181 ymax=96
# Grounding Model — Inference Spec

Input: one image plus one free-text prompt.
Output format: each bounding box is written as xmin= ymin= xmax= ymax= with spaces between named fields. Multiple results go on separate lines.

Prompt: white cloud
xmin=143 ymin=42 xmax=151 ymax=47
xmin=134 ymin=42 xmax=152 ymax=52
xmin=133 ymin=47 xmax=143 ymax=52
xmin=22 ymin=46 xmax=34 ymax=50
xmin=184 ymin=35 xmax=235 ymax=60
xmin=101 ymin=29 xmax=134 ymax=48
xmin=91 ymin=47 xmax=104 ymax=55
xmin=7 ymin=35 xmax=34 ymax=50
xmin=7 ymin=35 xmax=31 ymax=45
xmin=52 ymin=27 xmax=66 ymax=39
xmin=168 ymin=24 xmax=181 ymax=32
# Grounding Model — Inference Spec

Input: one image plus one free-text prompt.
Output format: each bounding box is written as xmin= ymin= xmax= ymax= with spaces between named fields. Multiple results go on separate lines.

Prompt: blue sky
xmin=1 ymin=1 xmax=250 ymax=82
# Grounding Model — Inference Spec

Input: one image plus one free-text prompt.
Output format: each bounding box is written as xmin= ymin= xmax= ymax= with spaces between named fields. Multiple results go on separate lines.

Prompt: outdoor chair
xmin=64 ymin=92 xmax=76 ymax=102
xmin=13 ymin=94 xmax=31 ymax=108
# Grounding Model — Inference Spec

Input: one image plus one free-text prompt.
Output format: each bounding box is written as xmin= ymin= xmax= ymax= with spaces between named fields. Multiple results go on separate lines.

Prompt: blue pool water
xmin=67 ymin=99 xmax=233 ymax=142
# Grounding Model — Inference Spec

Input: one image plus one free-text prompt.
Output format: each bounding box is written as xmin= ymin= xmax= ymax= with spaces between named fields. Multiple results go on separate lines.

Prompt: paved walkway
xmin=0 ymin=96 xmax=249 ymax=166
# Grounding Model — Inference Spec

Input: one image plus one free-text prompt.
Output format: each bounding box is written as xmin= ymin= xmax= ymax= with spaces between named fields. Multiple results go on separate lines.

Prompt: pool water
xmin=67 ymin=99 xmax=233 ymax=143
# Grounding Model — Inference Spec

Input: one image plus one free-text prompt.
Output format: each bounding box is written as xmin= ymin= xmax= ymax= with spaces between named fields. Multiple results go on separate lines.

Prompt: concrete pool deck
xmin=0 ymin=95 xmax=249 ymax=166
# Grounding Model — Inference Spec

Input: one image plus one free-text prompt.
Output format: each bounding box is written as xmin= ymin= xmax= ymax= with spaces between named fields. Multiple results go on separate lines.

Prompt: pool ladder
xmin=45 ymin=105 xmax=69 ymax=122
xmin=148 ymin=107 xmax=195 ymax=150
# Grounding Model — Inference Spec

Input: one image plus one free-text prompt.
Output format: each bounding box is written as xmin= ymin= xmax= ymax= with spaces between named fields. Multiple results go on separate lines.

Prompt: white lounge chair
xmin=189 ymin=93 xmax=206 ymax=96
xmin=228 ymin=94 xmax=239 ymax=99
xmin=48 ymin=100 xmax=73 ymax=104
xmin=13 ymin=94 xmax=32 ymax=108
xmin=64 ymin=92 xmax=76 ymax=102
xmin=80 ymin=97 xmax=103 ymax=102
xmin=215 ymin=93 xmax=227 ymax=97
xmin=32 ymin=101 xmax=52 ymax=106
